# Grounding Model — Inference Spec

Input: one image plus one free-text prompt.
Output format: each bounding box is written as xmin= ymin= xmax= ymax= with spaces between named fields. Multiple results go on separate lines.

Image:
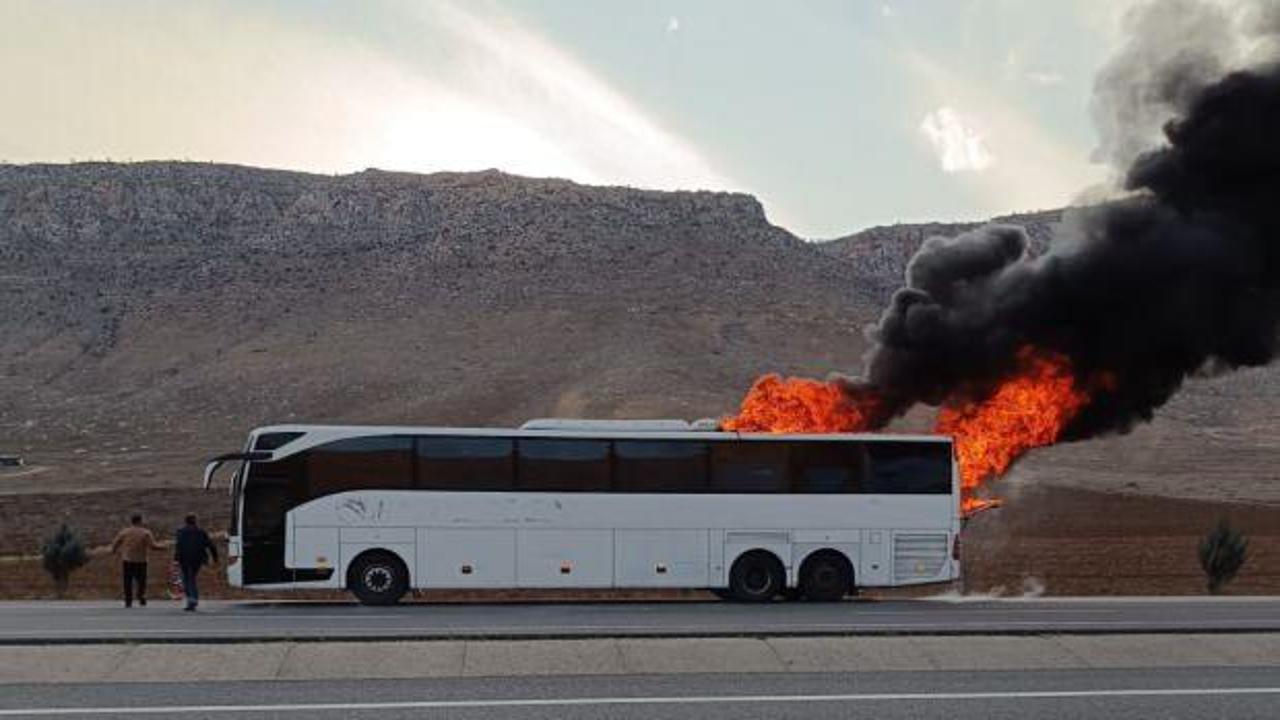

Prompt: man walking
xmin=110 ymin=514 xmax=163 ymax=608
xmin=174 ymin=514 xmax=218 ymax=611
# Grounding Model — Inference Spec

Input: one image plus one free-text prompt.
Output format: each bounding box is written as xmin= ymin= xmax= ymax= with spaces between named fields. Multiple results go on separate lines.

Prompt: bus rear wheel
xmin=729 ymin=552 xmax=784 ymax=602
xmin=799 ymin=552 xmax=852 ymax=602
xmin=349 ymin=551 xmax=408 ymax=606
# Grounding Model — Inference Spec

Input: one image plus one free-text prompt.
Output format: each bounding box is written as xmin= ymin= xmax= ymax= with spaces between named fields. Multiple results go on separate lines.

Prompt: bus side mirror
xmin=202 ymin=451 xmax=272 ymax=490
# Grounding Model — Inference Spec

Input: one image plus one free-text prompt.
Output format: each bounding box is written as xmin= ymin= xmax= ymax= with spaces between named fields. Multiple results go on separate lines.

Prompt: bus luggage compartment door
xmin=421 ymin=528 xmax=516 ymax=588
xmin=615 ymin=530 xmax=709 ymax=587
xmin=516 ymin=530 xmax=613 ymax=587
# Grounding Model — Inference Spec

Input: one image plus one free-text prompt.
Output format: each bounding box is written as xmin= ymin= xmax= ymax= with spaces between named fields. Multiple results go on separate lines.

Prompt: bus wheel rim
xmin=364 ymin=566 xmax=393 ymax=593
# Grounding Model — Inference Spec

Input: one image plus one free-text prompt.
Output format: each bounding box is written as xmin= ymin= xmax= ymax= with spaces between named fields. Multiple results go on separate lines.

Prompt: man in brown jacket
xmin=110 ymin=514 xmax=164 ymax=607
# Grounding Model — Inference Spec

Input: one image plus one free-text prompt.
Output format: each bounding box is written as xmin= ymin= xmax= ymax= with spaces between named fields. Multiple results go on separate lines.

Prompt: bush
xmin=41 ymin=523 xmax=89 ymax=598
xmin=1198 ymin=518 xmax=1248 ymax=595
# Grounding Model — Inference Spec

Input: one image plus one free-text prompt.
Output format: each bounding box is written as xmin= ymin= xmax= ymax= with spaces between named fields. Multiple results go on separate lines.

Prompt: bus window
xmin=790 ymin=442 xmax=864 ymax=493
xmin=253 ymin=432 xmax=304 ymax=451
xmin=308 ymin=436 xmax=413 ymax=497
xmin=710 ymin=442 xmax=788 ymax=493
xmin=865 ymin=442 xmax=951 ymax=494
xmin=516 ymin=439 xmax=610 ymax=491
xmin=417 ymin=437 xmax=514 ymax=490
xmin=614 ymin=440 xmax=708 ymax=492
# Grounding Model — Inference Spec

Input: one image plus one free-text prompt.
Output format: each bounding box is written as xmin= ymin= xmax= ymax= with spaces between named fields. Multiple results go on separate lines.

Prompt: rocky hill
xmin=0 ymin=163 xmax=877 ymax=491
xmin=815 ymin=209 xmax=1063 ymax=296
xmin=1 ymin=162 xmax=1277 ymax=504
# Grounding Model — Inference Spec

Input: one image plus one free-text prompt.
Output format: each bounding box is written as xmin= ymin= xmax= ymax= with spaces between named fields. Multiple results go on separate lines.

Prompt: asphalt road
xmin=1 ymin=597 xmax=1278 ymax=643
xmin=2 ymin=667 xmax=1277 ymax=719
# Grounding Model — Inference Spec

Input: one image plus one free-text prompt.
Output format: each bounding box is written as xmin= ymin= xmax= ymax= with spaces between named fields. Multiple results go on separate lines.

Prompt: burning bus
xmin=203 ymin=419 xmax=960 ymax=605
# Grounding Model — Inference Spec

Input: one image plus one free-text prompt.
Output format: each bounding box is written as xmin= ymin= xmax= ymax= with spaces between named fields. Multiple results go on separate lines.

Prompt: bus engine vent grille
xmin=892 ymin=533 xmax=948 ymax=582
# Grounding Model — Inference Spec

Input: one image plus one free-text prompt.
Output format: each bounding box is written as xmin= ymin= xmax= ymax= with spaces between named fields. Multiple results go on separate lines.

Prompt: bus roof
xmin=244 ymin=423 xmax=952 ymax=458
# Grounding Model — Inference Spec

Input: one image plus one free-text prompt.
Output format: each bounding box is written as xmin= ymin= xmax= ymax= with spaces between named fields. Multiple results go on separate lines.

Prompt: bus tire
xmin=728 ymin=551 xmax=784 ymax=602
xmin=799 ymin=551 xmax=852 ymax=602
xmin=348 ymin=551 xmax=409 ymax=606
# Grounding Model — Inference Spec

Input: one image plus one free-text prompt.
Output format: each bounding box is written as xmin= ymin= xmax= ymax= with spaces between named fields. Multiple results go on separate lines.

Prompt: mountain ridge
xmin=2 ymin=162 xmax=1277 ymax=504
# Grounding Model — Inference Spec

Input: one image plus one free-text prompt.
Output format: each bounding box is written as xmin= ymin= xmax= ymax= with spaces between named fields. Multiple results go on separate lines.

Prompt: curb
xmin=4 ymin=625 xmax=1280 ymax=646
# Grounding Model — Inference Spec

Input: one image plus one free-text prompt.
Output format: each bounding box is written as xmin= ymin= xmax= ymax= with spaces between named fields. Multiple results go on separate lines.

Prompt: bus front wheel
xmin=348 ymin=551 xmax=409 ymax=606
xmin=728 ymin=552 xmax=784 ymax=602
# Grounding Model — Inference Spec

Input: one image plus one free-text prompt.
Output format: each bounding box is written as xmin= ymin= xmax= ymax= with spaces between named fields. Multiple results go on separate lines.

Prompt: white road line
xmin=0 ymin=687 xmax=1278 ymax=716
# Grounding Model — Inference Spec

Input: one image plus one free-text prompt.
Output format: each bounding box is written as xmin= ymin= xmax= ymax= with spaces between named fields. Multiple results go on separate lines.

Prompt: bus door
xmin=241 ymin=455 xmax=304 ymax=584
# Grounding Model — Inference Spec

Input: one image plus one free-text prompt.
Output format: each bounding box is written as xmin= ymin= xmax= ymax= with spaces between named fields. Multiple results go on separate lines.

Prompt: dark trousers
xmin=122 ymin=562 xmax=147 ymax=605
xmin=179 ymin=562 xmax=201 ymax=607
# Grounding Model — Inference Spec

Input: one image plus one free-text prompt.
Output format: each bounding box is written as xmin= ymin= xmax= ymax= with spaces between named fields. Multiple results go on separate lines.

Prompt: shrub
xmin=1198 ymin=518 xmax=1248 ymax=595
xmin=41 ymin=523 xmax=89 ymax=598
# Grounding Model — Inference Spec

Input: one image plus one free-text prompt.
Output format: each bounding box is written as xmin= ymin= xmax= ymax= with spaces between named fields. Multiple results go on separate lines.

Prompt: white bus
xmin=203 ymin=420 xmax=960 ymax=605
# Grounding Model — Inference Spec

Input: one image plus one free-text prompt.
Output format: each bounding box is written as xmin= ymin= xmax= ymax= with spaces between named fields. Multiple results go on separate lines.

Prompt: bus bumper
xmin=225 ymin=536 xmax=243 ymax=587
xmin=226 ymin=557 xmax=243 ymax=588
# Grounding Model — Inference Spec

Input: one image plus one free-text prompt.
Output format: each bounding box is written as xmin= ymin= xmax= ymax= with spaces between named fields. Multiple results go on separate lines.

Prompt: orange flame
xmin=721 ymin=374 xmax=881 ymax=433
xmin=936 ymin=347 xmax=1100 ymax=513
xmin=723 ymin=348 xmax=1110 ymax=515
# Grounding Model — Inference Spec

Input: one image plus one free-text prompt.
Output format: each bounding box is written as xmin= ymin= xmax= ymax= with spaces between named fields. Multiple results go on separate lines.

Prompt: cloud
xmin=667 ymin=15 xmax=680 ymax=33
xmin=903 ymin=48 xmax=1106 ymax=214
xmin=919 ymin=107 xmax=995 ymax=173
xmin=0 ymin=0 xmax=733 ymax=194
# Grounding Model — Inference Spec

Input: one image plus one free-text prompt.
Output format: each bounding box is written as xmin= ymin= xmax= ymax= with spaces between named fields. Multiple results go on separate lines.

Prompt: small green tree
xmin=41 ymin=523 xmax=89 ymax=598
xmin=1199 ymin=518 xmax=1248 ymax=595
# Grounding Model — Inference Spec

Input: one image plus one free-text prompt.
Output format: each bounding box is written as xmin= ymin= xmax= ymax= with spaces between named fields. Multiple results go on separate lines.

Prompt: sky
xmin=1 ymin=0 xmax=1139 ymax=237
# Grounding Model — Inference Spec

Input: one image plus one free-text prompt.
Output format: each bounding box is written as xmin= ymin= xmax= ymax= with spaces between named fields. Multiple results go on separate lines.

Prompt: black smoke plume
xmin=857 ymin=0 xmax=1280 ymax=439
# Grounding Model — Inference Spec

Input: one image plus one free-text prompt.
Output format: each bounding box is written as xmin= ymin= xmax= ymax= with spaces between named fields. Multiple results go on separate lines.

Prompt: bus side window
xmin=710 ymin=442 xmax=788 ymax=493
xmin=865 ymin=442 xmax=951 ymax=494
xmin=613 ymin=440 xmax=708 ymax=492
xmin=308 ymin=436 xmax=414 ymax=498
xmin=790 ymin=442 xmax=863 ymax=493
xmin=516 ymin=439 xmax=610 ymax=492
xmin=417 ymin=437 xmax=514 ymax=491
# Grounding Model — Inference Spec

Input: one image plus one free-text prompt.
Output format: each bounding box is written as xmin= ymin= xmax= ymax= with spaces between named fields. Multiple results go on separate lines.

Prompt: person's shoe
xmin=124 ymin=602 xmax=132 ymax=608
xmin=184 ymin=604 xmax=196 ymax=612
xmin=138 ymin=598 xmax=147 ymax=607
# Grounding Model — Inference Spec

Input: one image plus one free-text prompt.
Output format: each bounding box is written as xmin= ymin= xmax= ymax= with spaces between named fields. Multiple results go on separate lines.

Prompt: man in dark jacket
xmin=174 ymin=514 xmax=217 ymax=611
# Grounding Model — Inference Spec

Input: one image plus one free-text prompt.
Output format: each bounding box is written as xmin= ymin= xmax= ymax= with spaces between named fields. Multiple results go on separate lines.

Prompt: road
xmin=1 ymin=597 xmax=1278 ymax=643
xmin=2 ymin=667 xmax=1278 ymax=719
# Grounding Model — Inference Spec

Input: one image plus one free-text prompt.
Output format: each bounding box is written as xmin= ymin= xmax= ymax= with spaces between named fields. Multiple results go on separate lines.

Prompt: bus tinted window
xmin=864 ymin=442 xmax=951 ymax=494
xmin=710 ymin=442 xmax=788 ymax=493
xmin=308 ymin=436 xmax=413 ymax=497
xmin=614 ymin=441 xmax=708 ymax=492
xmin=517 ymin=439 xmax=610 ymax=491
xmin=417 ymin=437 xmax=514 ymax=490
xmin=253 ymin=432 xmax=304 ymax=451
xmin=790 ymin=442 xmax=864 ymax=493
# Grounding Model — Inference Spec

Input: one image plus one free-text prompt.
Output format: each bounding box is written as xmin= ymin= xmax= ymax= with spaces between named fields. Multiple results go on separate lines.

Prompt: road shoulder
xmin=2 ymin=634 xmax=1278 ymax=685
